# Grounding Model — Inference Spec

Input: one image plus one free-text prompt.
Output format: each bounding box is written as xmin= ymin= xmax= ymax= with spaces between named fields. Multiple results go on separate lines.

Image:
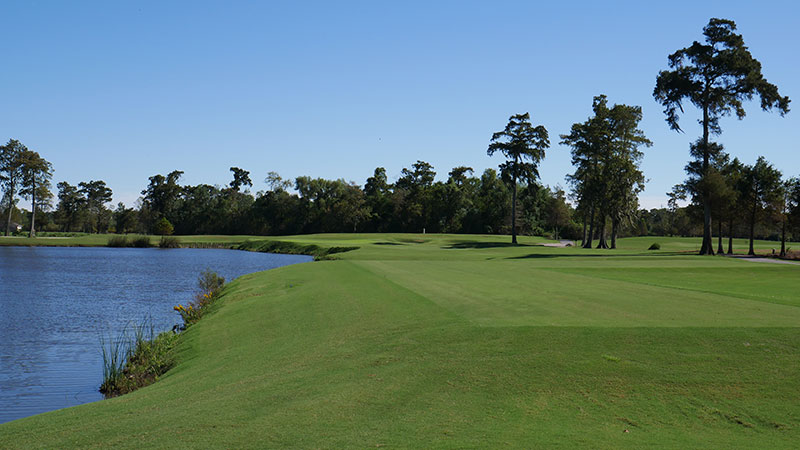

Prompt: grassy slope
xmin=2 ymin=234 xmax=800 ymax=448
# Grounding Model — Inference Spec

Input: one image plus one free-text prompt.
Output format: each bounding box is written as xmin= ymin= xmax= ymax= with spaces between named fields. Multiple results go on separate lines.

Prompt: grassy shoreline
xmin=2 ymin=234 xmax=800 ymax=447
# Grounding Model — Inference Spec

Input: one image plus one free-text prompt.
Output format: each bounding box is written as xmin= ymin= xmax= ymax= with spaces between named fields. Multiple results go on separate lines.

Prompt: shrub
xmin=107 ymin=235 xmax=129 ymax=247
xmin=130 ymin=235 xmax=152 ymax=248
xmin=159 ymin=236 xmax=180 ymax=248
xmin=154 ymin=217 xmax=174 ymax=236
xmin=174 ymin=270 xmax=226 ymax=327
xmin=648 ymin=242 xmax=661 ymax=250
xmin=198 ymin=269 xmax=225 ymax=293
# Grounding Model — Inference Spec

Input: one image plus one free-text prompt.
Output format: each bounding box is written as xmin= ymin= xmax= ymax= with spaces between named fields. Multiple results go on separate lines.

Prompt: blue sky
xmin=1 ymin=1 xmax=797 ymax=210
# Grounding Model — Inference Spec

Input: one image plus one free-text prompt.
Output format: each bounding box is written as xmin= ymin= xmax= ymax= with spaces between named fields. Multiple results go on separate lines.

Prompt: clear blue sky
xmin=1 ymin=1 xmax=797 ymax=210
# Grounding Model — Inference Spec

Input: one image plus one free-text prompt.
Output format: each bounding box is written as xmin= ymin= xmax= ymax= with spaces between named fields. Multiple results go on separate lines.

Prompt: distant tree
xmin=19 ymin=150 xmax=54 ymax=237
xmin=469 ymin=168 xmax=510 ymax=234
xmin=717 ymin=157 xmax=746 ymax=254
xmin=441 ymin=166 xmax=475 ymax=232
xmin=654 ymin=18 xmax=790 ymax=255
xmin=364 ymin=167 xmax=392 ymax=232
xmin=78 ymin=180 xmax=113 ymax=233
xmin=741 ymin=157 xmax=782 ymax=255
xmin=141 ymin=170 xmax=184 ymax=229
xmin=113 ymin=202 xmax=138 ymax=234
xmin=0 ymin=139 xmax=26 ymax=236
xmin=778 ymin=177 xmax=799 ymax=257
xmin=488 ymin=113 xmax=550 ymax=244
xmin=264 ymin=171 xmax=292 ymax=192
xmin=154 ymin=217 xmax=174 ymax=236
xmin=55 ymin=182 xmax=85 ymax=231
xmin=786 ymin=178 xmax=800 ymax=249
xmin=546 ymin=187 xmax=572 ymax=240
xmin=395 ymin=160 xmax=437 ymax=232
xmin=229 ymin=167 xmax=252 ymax=192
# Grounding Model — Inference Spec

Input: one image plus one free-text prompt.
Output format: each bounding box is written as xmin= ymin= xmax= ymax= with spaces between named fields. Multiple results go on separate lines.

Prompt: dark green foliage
xmin=140 ymin=170 xmax=184 ymax=232
xmin=228 ymin=167 xmax=252 ymax=192
xmin=107 ymin=235 xmax=153 ymax=248
xmin=19 ymin=150 xmax=53 ymax=237
xmin=649 ymin=242 xmax=661 ymax=250
xmin=154 ymin=217 xmax=174 ymax=236
xmin=0 ymin=139 xmax=26 ymax=236
xmin=113 ymin=202 xmax=138 ymax=234
xmin=742 ymin=157 xmax=783 ymax=255
xmin=130 ymin=235 xmax=152 ymax=248
xmin=78 ymin=180 xmax=113 ymax=233
xmin=562 ymin=95 xmax=650 ymax=249
xmin=106 ymin=235 xmax=129 ymax=247
xmin=53 ymin=179 xmax=115 ymax=233
xmin=158 ymin=236 xmax=180 ymax=248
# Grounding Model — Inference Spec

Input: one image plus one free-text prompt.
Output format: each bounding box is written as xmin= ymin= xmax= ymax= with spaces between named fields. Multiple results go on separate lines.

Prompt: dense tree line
xmin=125 ymin=164 xmax=581 ymax=239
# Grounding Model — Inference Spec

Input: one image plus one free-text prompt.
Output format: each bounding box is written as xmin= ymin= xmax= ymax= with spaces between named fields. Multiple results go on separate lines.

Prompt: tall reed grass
xmin=99 ymin=318 xmax=176 ymax=398
xmin=106 ymin=235 xmax=153 ymax=248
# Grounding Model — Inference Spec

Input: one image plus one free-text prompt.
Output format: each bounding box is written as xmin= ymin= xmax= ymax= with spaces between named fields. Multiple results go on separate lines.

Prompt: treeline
xmin=66 ymin=164 xmax=584 ymax=239
xmin=3 ymin=147 xmax=800 ymax=250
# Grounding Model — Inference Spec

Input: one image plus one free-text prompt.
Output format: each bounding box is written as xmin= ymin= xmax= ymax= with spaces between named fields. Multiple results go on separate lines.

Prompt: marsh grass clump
xmin=130 ymin=235 xmax=152 ymax=248
xmin=100 ymin=320 xmax=177 ymax=398
xmin=107 ymin=235 xmax=153 ymax=248
xmin=159 ymin=236 xmax=181 ymax=248
xmin=174 ymin=270 xmax=226 ymax=327
xmin=107 ymin=235 xmax=129 ymax=247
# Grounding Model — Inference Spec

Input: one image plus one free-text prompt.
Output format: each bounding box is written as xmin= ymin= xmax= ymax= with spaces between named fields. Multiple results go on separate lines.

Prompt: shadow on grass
xmin=445 ymin=241 xmax=533 ymax=249
xmin=508 ymin=251 xmax=692 ymax=259
xmin=374 ymin=242 xmax=405 ymax=246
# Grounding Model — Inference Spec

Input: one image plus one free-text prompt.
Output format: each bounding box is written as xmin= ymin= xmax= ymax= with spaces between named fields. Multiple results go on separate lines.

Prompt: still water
xmin=0 ymin=246 xmax=311 ymax=424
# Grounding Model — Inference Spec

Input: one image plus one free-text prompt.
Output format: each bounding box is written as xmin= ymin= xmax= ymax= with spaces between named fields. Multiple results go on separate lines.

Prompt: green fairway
xmin=2 ymin=234 xmax=800 ymax=448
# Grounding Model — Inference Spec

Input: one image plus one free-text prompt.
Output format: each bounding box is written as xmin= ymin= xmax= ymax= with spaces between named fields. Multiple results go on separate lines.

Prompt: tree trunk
xmin=727 ymin=218 xmax=734 ymax=255
xmin=610 ymin=218 xmax=618 ymax=249
xmin=511 ymin=178 xmax=517 ymax=245
xmin=581 ymin=211 xmax=587 ymax=247
xmin=699 ymin=105 xmax=714 ymax=255
xmin=596 ymin=214 xmax=608 ymax=249
xmin=748 ymin=200 xmax=756 ymax=256
xmin=584 ymin=204 xmax=595 ymax=249
xmin=581 ymin=212 xmax=586 ymax=246
xmin=717 ymin=220 xmax=724 ymax=255
xmin=780 ymin=217 xmax=786 ymax=257
xmin=29 ymin=181 xmax=37 ymax=238
xmin=4 ymin=185 xmax=14 ymax=236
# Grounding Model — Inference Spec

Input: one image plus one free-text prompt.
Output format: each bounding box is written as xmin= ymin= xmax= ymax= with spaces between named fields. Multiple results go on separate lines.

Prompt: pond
xmin=0 ymin=246 xmax=311 ymax=424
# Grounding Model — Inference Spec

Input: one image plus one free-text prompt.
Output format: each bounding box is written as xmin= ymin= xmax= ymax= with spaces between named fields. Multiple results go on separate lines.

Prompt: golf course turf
xmin=1 ymin=234 xmax=799 ymax=448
